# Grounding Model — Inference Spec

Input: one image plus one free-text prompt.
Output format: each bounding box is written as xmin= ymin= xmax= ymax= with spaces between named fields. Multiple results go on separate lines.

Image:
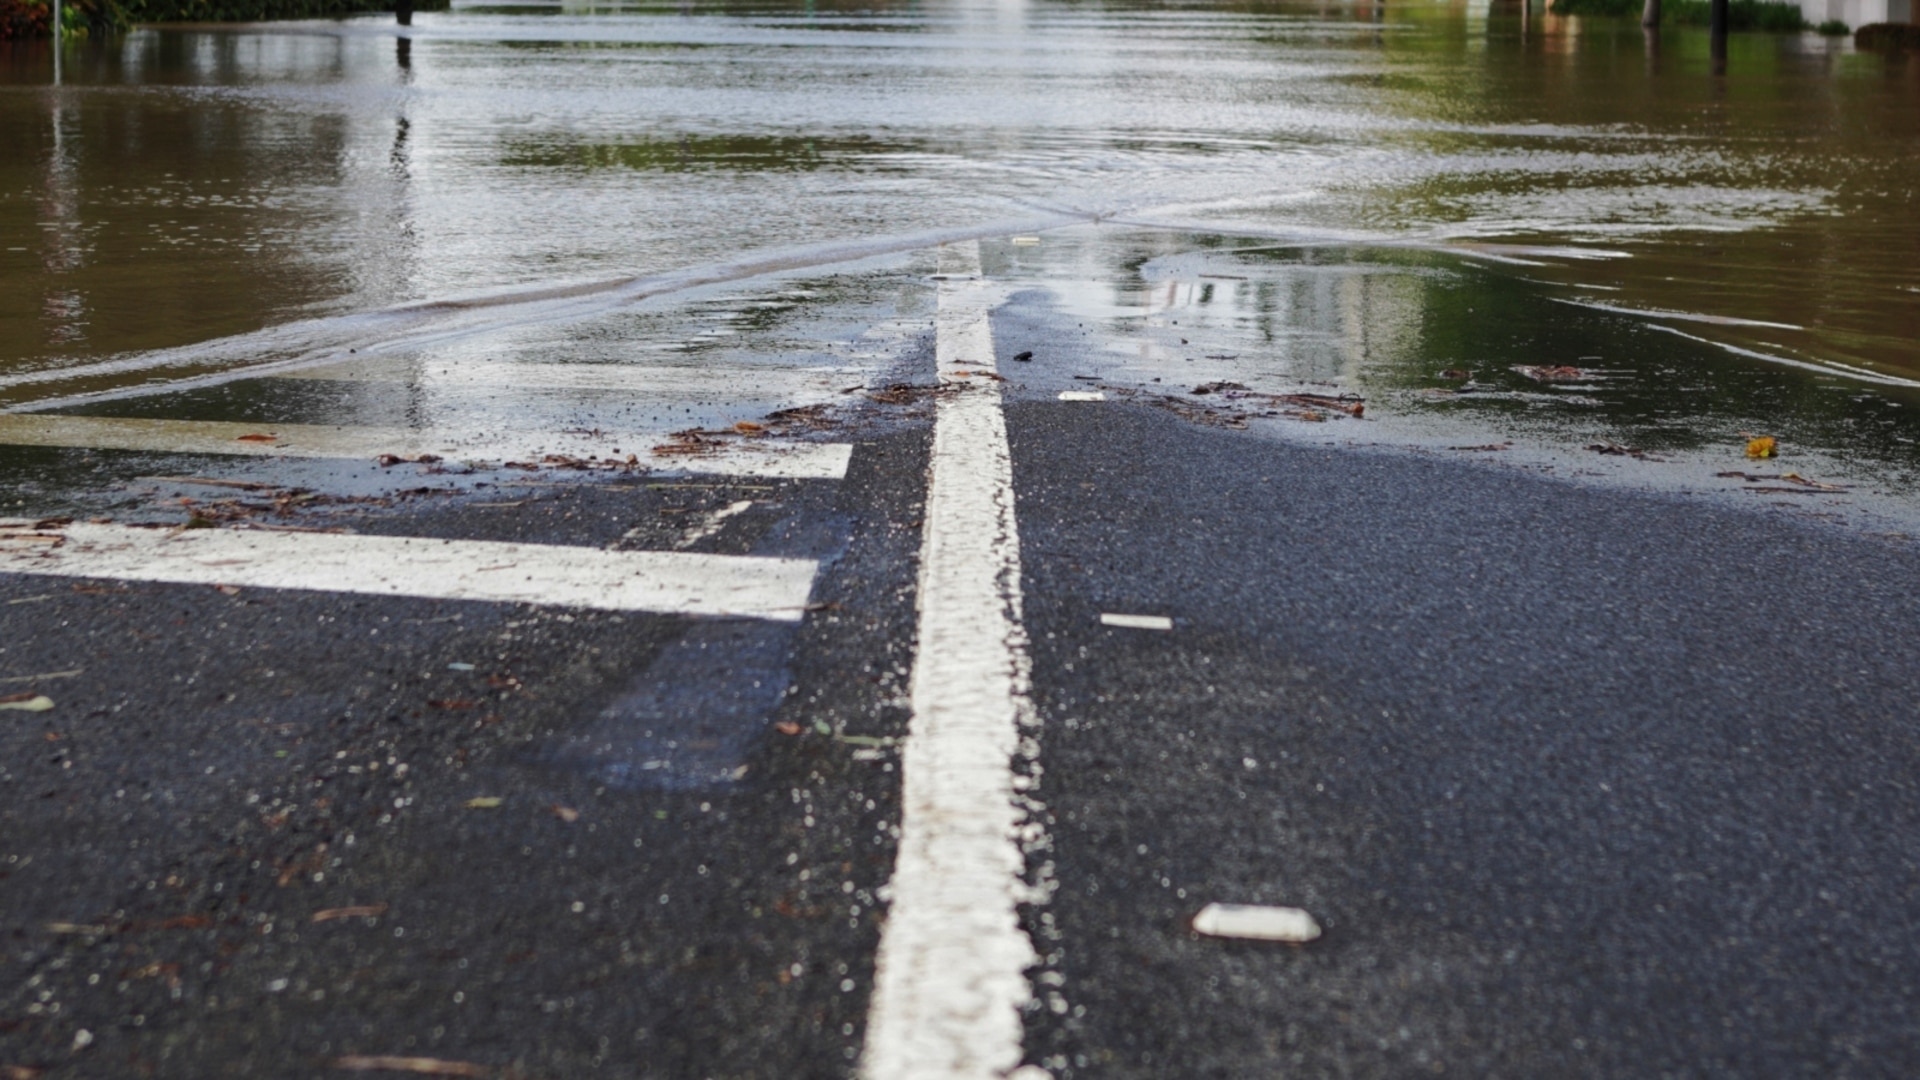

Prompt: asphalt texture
xmin=0 ymin=423 xmax=929 ymax=1078
xmin=1007 ymin=400 xmax=1920 ymax=1078
xmin=7 ymin=295 xmax=1920 ymax=1079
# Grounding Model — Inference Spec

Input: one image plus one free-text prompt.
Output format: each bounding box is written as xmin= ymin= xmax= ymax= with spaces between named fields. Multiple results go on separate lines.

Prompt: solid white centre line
xmin=862 ymin=243 xmax=1047 ymax=1080
xmin=0 ymin=522 xmax=817 ymax=620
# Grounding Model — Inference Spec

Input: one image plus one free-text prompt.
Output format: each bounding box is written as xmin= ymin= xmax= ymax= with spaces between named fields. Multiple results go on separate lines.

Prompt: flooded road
xmin=1 ymin=0 xmax=1917 ymax=497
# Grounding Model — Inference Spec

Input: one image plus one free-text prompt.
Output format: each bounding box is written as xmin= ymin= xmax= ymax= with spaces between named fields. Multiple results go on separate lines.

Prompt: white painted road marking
xmin=1191 ymin=902 xmax=1322 ymax=943
xmin=1057 ymin=390 xmax=1105 ymax=402
xmin=0 ymin=521 xmax=818 ymax=620
xmin=863 ymin=243 xmax=1046 ymax=1080
xmin=0 ymin=414 xmax=853 ymax=480
xmin=1100 ymin=612 xmax=1172 ymax=631
xmin=283 ymin=358 xmax=857 ymax=398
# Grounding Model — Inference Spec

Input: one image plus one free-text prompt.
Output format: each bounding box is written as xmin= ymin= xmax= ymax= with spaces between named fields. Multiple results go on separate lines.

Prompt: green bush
xmin=1815 ymin=17 xmax=1849 ymax=32
xmin=1547 ymin=0 xmax=1642 ymax=15
xmin=1856 ymin=21 xmax=1920 ymax=47
xmin=1550 ymin=0 xmax=1812 ymax=29
xmin=0 ymin=0 xmax=124 ymax=38
xmin=1662 ymin=0 xmax=1810 ymax=29
xmin=119 ymin=0 xmax=441 ymax=19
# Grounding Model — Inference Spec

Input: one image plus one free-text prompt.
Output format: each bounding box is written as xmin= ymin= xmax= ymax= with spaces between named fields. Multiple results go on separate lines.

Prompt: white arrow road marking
xmin=0 ymin=521 xmax=818 ymax=620
xmin=862 ymin=242 xmax=1050 ymax=1080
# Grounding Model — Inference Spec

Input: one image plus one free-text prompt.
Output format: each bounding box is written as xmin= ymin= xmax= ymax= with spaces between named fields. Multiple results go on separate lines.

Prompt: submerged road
xmin=6 ymin=243 xmax=1920 ymax=1078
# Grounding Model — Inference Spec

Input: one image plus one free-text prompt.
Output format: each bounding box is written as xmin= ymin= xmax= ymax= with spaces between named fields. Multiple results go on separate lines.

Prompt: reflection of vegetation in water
xmin=500 ymin=134 xmax=917 ymax=174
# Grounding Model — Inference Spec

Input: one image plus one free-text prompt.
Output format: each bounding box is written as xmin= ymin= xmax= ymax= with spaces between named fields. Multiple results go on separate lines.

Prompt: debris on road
xmin=1192 ymin=902 xmax=1322 ymax=943
xmin=1746 ymin=436 xmax=1778 ymax=459
xmin=1439 ymin=368 xmax=1471 ymax=380
xmin=1013 ymin=350 xmax=1034 ymax=362
xmin=234 ymin=433 xmax=279 ymax=443
xmin=0 ymin=668 xmax=81 ymax=684
xmin=1717 ymin=471 xmax=1848 ymax=492
xmin=1587 ymin=442 xmax=1659 ymax=459
xmin=550 ymin=804 xmax=581 ymax=823
xmin=1449 ymin=442 xmax=1511 ymax=452
xmin=0 ymin=693 xmax=54 ymax=712
xmin=465 ymin=797 xmax=503 ymax=809
xmin=312 ymin=904 xmax=390 ymax=924
xmin=330 ymin=1056 xmax=491 ymax=1076
xmin=1059 ymin=391 xmax=1106 ymax=402
xmin=1101 ymin=613 xmax=1172 ymax=631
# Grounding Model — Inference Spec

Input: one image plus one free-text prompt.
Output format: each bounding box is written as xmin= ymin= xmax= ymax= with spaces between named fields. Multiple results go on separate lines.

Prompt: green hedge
xmin=1549 ymin=0 xmax=1811 ymax=28
xmin=1 ymin=0 xmax=442 ymax=34
xmin=120 ymin=0 xmax=443 ymax=19
xmin=1 ymin=0 xmax=126 ymax=38
xmin=1856 ymin=21 xmax=1920 ymax=46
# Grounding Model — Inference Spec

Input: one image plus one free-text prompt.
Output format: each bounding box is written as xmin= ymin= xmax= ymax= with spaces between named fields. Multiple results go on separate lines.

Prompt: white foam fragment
xmin=1058 ymin=391 xmax=1105 ymax=402
xmin=1191 ymin=903 xmax=1322 ymax=943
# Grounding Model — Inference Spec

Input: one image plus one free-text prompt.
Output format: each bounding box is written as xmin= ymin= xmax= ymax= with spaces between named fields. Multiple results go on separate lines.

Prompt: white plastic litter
xmin=1100 ymin=613 xmax=1172 ymax=631
xmin=1058 ymin=390 xmax=1105 ymax=402
xmin=1191 ymin=902 xmax=1322 ymax=943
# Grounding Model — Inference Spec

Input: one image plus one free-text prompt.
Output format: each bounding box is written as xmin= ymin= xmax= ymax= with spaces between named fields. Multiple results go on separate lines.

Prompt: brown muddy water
xmin=0 ymin=0 xmax=1917 ymax=503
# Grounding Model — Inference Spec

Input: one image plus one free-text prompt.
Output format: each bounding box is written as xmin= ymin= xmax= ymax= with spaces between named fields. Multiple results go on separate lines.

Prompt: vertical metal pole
xmin=1709 ymin=0 xmax=1728 ymax=68
xmin=52 ymin=0 xmax=62 ymax=85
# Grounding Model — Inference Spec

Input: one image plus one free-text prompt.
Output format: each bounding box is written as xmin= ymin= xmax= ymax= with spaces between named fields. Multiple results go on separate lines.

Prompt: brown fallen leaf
xmin=774 ymin=721 xmax=803 ymax=736
xmin=3 ymin=1064 xmax=45 ymax=1079
xmin=1439 ymin=369 xmax=1471 ymax=380
xmin=733 ymin=421 xmax=767 ymax=435
xmin=234 ymin=433 xmax=278 ymax=443
xmin=331 ymin=1056 xmax=490 ymax=1077
xmin=550 ymin=804 xmax=580 ymax=823
xmin=312 ymin=904 xmax=389 ymax=924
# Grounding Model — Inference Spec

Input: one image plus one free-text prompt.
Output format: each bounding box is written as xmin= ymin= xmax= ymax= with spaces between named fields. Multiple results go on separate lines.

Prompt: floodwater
xmin=1 ymin=0 xmax=1917 ymax=501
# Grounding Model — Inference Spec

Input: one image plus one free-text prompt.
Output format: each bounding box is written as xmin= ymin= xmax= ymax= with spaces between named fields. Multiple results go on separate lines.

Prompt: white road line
xmin=0 ymin=415 xmax=853 ymax=480
xmin=0 ymin=521 xmax=818 ymax=620
xmin=863 ymin=243 xmax=1047 ymax=1080
xmin=1100 ymin=612 xmax=1172 ymax=631
xmin=281 ymin=358 xmax=857 ymax=397
xmin=673 ymin=499 xmax=755 ymax=549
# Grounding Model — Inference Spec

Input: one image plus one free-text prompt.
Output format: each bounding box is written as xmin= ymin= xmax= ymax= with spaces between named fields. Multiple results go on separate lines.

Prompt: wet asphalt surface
xmin=6 ymin=298 xmax=1920 ymax=1078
